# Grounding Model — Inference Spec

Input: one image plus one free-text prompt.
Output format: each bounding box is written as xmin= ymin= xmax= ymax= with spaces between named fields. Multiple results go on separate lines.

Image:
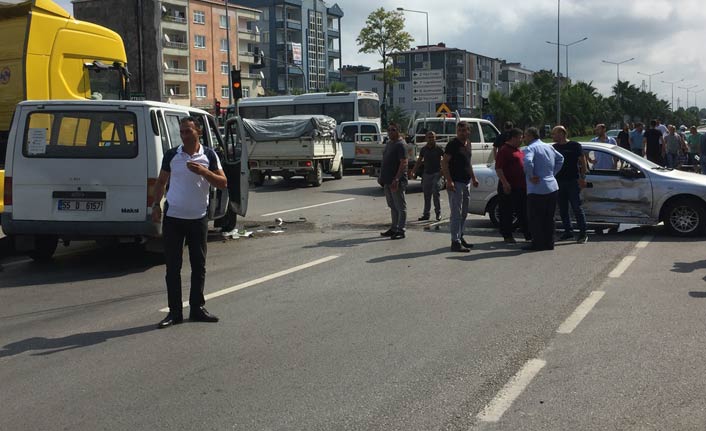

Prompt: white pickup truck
xmin=244 ymin=115 xmax=344 ymax=187
xmin=355 ymin=116 xmax=500 ymax=179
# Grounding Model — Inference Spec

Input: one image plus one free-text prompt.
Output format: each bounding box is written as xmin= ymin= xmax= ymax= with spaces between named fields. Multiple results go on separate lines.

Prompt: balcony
xmin=163 ymin=67 xmax=188 ymax=75
xmin=162 ymin=14 xmax=186 ymax=24
xmin=238 ymin=29 xmax=260 ymax=43
xmin=239 ymin=51 xmax=255 ymax=63
xmin=327 ymin=27 xmax=340 ymax=38
xmin=328 ymin=49 xmax=340 ymax=58
xmin=328 ymin=70 xmax=340 ymax=80
xmin=243 ymin=73 xmax=263 ymax=80
xmin=275 ymin=19 xmax=302 ymax=31
xmin=162 ymin=39 xmax=188 ymax=50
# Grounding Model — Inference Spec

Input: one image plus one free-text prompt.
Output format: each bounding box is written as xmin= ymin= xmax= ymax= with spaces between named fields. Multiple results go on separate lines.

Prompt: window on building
xmin=165 ymin=84 xmax=181 ymax=96
xmin=262 ymin=31 xmax=270 ymax=43
xmin=195 ymin=85 xmax=207 ymax=98
xmin=243 ymin=87 xmax=250 ymax=98
xmin=397 ymin=55 xmax=406 ymax=64
xmin=194 ymin=35 xmax=206 ymax=48
xmin=195 ymin=59 xmax=207 ymax=72
xmin=219 ymin=15 xmax=228 ymax=29
xmin=221 ymin=85 xmax=230 ymax=99
xmin=220 ymin=39 xmax=228 ymax=52
xmin=415 ymin=54 xmax=424 ymax=62
xmin=399 ymin=83 xmax=405 ymax=90
xmin=193 ymin=11 xmax=205 ymax=24
xmin=398 ymin=69 xmax=405 ymax=77
xmin=398 ymin=97 xmax=405 ymax=104
xmin=221 ymin=62 xmax=229 ymax=74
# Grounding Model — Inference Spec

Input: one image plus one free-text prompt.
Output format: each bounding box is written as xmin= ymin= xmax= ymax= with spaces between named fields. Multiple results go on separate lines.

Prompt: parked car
xmin=606 ymin=129 xmax=621 ymax=139
xmin=470 ymin=142 xmax=706 ymax=236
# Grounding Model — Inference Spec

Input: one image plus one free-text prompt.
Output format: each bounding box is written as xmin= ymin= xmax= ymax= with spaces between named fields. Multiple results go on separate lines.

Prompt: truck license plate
xmin=58 ymin=200 xmax=104 ymax=211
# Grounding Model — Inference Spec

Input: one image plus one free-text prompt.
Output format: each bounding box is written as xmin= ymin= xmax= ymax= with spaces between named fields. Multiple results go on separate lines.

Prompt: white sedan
xmin=470 ymin=142 xmax=706 ymax=236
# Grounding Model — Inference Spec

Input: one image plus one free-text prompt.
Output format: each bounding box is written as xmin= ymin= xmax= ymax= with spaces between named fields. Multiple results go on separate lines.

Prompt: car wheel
xmin=310 ymin=162 xmax=323 ymax=187
xmin=218 ymin=206 xmax=238 ymax=232
xmin=663 ymin=198 xmax=706 ymax=237
xmin=251 ymin=171 xmax=264 ymax=187
xmin=487 ymin=196 xmax=520 ymax=228
xmin=333 ymin=160 xmax=344 ymax=180
xmin=28 ymin=236 xmax=58 ymax=262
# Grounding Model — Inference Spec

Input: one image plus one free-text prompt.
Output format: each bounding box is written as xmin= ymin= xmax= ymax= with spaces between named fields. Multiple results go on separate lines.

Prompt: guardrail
xmin=162 ymin=40 xmax=188 ymax=50
xmin=162 ymin=15 xmax=186 ymax=24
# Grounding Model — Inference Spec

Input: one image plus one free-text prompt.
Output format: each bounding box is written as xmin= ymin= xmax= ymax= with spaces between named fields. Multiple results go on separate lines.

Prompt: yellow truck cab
xmin=0 ymin=0 xmax=130 ymax=174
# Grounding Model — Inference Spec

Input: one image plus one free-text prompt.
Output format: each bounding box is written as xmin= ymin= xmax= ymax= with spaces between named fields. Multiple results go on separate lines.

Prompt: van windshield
xmin=23 ymin=111 xmax=138 ymax=159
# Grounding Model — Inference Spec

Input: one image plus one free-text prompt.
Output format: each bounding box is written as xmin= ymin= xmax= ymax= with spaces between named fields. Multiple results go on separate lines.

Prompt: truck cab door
xmin=223 ymin=116 xmax=249 ymax=216
xmin=193 ymin=112 xmax=229 ymax=220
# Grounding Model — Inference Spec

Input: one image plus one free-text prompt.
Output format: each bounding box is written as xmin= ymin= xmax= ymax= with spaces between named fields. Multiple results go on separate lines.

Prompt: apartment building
xmin=236 ymin=0 xmax=343 ymax=94
xmin=499 ymin=62 xmax=534 ymax=95
xmin=74 ymin=0 xmax=262 ymax=111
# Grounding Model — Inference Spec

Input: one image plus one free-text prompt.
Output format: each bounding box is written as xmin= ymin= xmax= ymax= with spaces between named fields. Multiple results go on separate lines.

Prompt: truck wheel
xmin=252 ymin=171 xmax=264 ymax=187
xmin=663 ymin=197 xmax=706 ymax=236
xmin=333 ymin=160 xmax=344 ymax=180
xmin=28 ymin=236 xmax=58 ymax=262
xmin=311 ymin=162 xmax=323 ymax=187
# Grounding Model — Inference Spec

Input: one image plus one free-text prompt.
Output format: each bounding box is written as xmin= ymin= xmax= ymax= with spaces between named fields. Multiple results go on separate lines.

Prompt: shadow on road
xmin=251 ymin=177 xmax=335 ymax=193
xmin=689 ymin=291 xmax=706 ymax=298
xmin=304 ymin=235 xmax=387 ymax=249
xmin=366 ymin=246 xmax=449 ymax=263
xmin=672 ymin=260 xmax=706 ymax=274
xmin=0 ymin=324 xmax=156 ymax=358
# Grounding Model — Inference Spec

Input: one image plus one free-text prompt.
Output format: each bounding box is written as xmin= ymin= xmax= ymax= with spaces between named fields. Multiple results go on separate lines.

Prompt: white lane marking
xmin=635 ymin=235 xmax=654 ymax=249
xmin=608 ymin=255 xmax=637 ymax=278
xmin=159 ymin=255 xmax=341 ymax=312
xmin=477 ymin=358 xmax=547 ymax=423
xmin=2 ymin=258 xmax=32 ymax=267
xmin=556 ymin=291 xmax=605 ymax=334
xmin=261 ymin=198 xmax=356 ymax=217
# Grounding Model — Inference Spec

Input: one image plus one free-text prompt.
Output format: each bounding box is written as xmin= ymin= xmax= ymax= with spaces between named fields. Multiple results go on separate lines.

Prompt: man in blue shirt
xmin=523 ymin=127 xmax=564 ymax=251
xmin=629 ymin=122 xmax=645 ymax=156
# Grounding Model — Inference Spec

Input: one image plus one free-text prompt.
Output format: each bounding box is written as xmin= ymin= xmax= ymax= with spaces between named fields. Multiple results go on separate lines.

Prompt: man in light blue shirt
xmin=523 ymin=127 xmax=564 ymax=251
xmin=629 ymin=122 xmax=645 ymax=156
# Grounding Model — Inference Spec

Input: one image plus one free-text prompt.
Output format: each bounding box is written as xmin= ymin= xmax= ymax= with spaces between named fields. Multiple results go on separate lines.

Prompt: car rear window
xmin=23 ymin=111 xmax=138 ymax=159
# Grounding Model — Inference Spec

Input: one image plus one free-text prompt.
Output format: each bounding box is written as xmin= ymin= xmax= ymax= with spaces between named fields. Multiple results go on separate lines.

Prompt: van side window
xmin=341 ymin=125 xmax=356 ymax=142
xmin=23 ymin=111 xmax=137 ymax=159
xmin=189 ymin=113 xmax=209 ymax=148
xmin=156 ymin=111 xmax=171 ymax=153
xmin=481 ymin=123 xmax=498 ymax=143
xmin=467 ymin=122 xmax=482 ymax=142
xmin=164 ymin=113 xmax=184 ymax=149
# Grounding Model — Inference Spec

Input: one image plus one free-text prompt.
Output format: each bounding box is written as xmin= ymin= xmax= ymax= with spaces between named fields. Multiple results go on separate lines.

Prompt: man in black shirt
xmin=412 ymin=131 xmax=444 ymax=221
xmin=552 ymin=126 xmax=588 ymax=244
xmin=643 ymin=120 xmax=665 ymax=165
xmin=379 ymin=123 xmax=408 ymax=239
xmin=442 ymin=121 xmax=479 ymax=252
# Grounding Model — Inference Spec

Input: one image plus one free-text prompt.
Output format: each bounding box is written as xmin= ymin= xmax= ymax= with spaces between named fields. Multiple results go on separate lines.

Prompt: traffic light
xmin=230 ymin=69 xmax=243 ymax=100
xmin=214 ymin=100 xmax=221 ymax=117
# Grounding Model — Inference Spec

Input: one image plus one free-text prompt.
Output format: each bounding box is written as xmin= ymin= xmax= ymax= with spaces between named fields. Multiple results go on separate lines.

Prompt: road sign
xmin=436 ymin=103 xmax=453 ymax=114
xmin=412 ymin=78 xmax=444 ymax=88
xmin=412 ymin=69 xmax=443 ymax=79
xmin=413 ymin=94 xmax=444 ymax=103
xmin=412 ymin=87 xmax=443 ymax=95
xmin=483 ymin=114 xmax=495 ymax=123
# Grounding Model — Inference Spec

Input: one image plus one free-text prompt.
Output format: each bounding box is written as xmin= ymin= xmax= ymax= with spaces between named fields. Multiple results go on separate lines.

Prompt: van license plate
xmin=58 ymin=200 xmax=103 ymax=211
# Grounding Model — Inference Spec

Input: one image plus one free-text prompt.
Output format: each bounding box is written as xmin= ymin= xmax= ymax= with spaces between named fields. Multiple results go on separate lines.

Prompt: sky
xmin=55 ymin=0 xmax=706 ymax=109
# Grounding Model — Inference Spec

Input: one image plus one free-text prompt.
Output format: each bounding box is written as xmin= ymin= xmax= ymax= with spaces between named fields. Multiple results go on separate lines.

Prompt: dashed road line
xmin=159 ymin=254 xmax=341 ymax=312
xmin=476 ymin=359 xmax=547 ymax=423
xmin=261 ymin=198 xmax=356 ymax=217
xmin=556 ymin=291 xmax=606 ymax=334
xmin=608 ymin=255 xmax=637 ymax=278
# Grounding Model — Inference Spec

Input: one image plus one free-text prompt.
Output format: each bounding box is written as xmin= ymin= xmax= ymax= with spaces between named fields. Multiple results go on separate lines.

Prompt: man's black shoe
xmin=559 ymin=232 xmax=574 ymax=241
xmin=390 ymin=232 xmax=406 ymax=240
xmin=435 ymin=213 xmax=442 ymax=221
xmin=380 ymin=229 xmax=394 ymax=237
xmin=451 ymin=241 xmax=470 ymax=252
xmin=418 ymin=215 xmax=430 ymax=221
xmin=521 ymin=245 xmax=541 ymax=251
xmin=158 ymin=313 xmax=183 ymax=329
xmin=460 ymin=237 xmax=474 ymax=249
xmin=190 ymin=307 xmax=219 ymax=323
xmin=503 ymin=236 xmax=517 ymax=244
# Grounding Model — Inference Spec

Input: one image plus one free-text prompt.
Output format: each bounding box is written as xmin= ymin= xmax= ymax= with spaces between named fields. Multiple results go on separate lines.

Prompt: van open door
xmin=222 ymin=116 xmax=249 ymax=217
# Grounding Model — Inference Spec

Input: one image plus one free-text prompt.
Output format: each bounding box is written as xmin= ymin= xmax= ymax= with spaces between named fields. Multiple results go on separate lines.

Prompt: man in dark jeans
xmin=379 ymin=123 xmax=408 ymax=240
xmin=494 ymin=128 xmax=528 ymax=244
xmin=412 ymin=131 xmax=444 ymax=221
xmin=552 ymin=126 xmax=588 ymax=244
xmin=152 ymin=117 xmax=228 ymax=328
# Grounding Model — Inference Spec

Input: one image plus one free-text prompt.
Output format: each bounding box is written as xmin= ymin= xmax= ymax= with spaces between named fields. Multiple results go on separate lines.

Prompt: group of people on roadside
xmin=620 ymin=120 xmax=704 ymax=171
xmin=378 ymin=120 xmax=589 ymax=253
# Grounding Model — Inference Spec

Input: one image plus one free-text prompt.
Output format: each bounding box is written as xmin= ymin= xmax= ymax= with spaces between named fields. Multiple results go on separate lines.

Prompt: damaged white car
xmin=470 ymin=142 xmax=706 ymax=236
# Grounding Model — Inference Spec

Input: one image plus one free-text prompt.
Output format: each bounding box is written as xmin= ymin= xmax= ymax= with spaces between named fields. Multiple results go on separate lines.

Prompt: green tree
xmin=356 ymin=8 xmax=413 ymax=120
xmin=511 ymin=83 xmax=544 ymax=129
xmin=487 ymin=90 xmax=518 ymax=127
xmin=328 ymin=81 xmax=351 ymax=92
xmin=386 ymin=105 xmax=410 ymax=131
xmin=561 ymin=81 xmax=599 ymax=136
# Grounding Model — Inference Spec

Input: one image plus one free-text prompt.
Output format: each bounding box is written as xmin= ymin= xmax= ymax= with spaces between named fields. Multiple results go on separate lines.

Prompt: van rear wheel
xmin=29 ymin=236 xmax=58 ymax=262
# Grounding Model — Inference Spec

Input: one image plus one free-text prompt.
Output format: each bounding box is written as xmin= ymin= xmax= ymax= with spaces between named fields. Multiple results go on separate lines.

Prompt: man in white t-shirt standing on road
xmin=152 ymin=117 xmax=228 ymax=328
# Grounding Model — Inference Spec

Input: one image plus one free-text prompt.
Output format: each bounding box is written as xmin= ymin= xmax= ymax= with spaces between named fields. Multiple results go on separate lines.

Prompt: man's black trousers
xmin=527 ymin=191 xmax=557 ymax=250
xmin=163 ymin=215 xmax=208 ymax=316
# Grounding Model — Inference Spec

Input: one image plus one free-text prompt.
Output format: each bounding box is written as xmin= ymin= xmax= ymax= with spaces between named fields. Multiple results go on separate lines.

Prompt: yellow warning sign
xmin=436 ymin=103 xmax=452 ymax=117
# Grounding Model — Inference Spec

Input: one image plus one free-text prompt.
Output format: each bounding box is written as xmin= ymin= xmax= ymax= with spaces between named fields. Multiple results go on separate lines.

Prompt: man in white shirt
xmin=152 ymin=117 xmax=228 ymax=328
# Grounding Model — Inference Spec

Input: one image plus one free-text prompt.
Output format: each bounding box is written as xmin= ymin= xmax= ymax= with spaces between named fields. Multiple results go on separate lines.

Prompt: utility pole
xmin=555 ymin=0 xmax=561 ymax=126
xmin=662 ymin=78 xmax=684 ymax=111
xmin=637 ymin=70 xmax=663 ymax=93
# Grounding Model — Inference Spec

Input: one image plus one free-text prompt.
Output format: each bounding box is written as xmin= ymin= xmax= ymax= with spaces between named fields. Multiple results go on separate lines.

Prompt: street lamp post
xmin=545 ymin=36 xmax=587 ymax=82
xmin=694 ymin=89 xmax=704 ymax=109
xmin=555 ymin=0 xmax=560 ymax=126
xmin=636 ymin=70 xmax=663 ymax=93
xmin=677 ymin=84 xmax=698 ymax=109
xmin=397 ymin=7 xmax=430 ymax=114
xmin=602 ymin=57 xmax=634 ymax=105
xmin=661 ymin=78 xmax=684 ymax=111
xmin=225 ymin=0 xmax=233 ymax=106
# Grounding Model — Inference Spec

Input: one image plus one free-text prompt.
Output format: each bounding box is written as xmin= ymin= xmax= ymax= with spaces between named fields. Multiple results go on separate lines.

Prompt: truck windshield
xmin=87 ymin=68 xmax=125 ymax=100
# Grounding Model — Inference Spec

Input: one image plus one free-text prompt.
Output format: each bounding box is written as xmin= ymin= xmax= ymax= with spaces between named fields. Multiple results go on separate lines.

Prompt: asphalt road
xmin=1 ymin=173 xmax=704 ymax=430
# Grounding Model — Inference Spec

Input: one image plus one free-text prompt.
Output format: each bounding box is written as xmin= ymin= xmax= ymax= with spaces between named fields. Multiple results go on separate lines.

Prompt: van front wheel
xmin=29 ymin=236 xmax=58 ymax=262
